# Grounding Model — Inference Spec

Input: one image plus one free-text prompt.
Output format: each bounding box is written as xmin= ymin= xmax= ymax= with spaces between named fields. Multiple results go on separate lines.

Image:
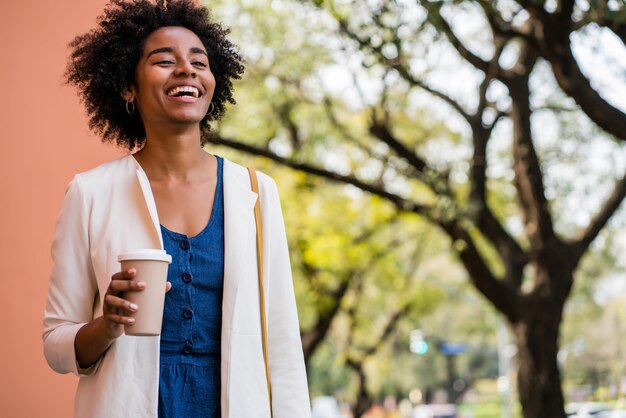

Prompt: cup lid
xmin=118 ymin=249 xmax=172 ymax=263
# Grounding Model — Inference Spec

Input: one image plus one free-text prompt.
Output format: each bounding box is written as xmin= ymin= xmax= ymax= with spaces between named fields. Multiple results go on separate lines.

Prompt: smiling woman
xmin=42 ymin=1 xmax=311 ymax=417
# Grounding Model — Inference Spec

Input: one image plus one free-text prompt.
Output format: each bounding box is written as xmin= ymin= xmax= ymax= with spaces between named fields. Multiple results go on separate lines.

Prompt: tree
xmin=210 ymin=1 xmax=626 ymax=417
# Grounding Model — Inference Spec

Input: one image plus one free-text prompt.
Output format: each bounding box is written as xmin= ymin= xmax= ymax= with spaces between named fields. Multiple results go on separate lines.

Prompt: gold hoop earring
xmin=126 ymin=99 xmax=135 ymax=115
xmin=207 ymin=102 xmax=215 ymax=116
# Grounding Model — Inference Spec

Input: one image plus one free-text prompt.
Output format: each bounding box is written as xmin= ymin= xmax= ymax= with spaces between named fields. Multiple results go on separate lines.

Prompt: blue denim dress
xmin=158 ymin=156 xmax=224 ymax=418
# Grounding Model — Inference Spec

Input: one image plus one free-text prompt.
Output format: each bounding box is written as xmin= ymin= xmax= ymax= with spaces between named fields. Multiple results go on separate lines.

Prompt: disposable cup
xmin=117 ymin=249 xmax=172 ymax=336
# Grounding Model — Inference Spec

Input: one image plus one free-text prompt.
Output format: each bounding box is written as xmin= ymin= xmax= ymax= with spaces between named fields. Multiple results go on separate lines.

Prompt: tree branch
xmin=322 ymin=98 xmax=383 ymax=163
xmin=391 ymin=64 xmax=475 ymax=125
xmin=332 ymin=13 xmax=475 ymax=125
xmin=301 ymin=273 xmax=351 ymax=361
xmin=547 ymin=43 xmax=626 ymax=141
xmin=513 ymin=0 xmax=547 ymax=20
xmin=362 ymin=303 xmax=412 ymax=358
xmin=470 ymin=188 xmax=529 ymax=288
xmin=422 ymin=2 xmax=490 ymax=73
xmin=503 ymin=45 xmax=556 ymax=251
xmin=571 ymin=169 xmax=626 ymax=262
xmin=466 ymin=38 xmax=528 ymax=287
xmin=276 ymin=102 xmax=302 ymax=150
xmin=209 ymin=135 xmax=430 ymax=215
xmin=525 ymin=6 xmax=626 ymax=141
xmin=556 ymin=0 xmax=575 ymax=27
xmin=321 ymin=83 xmax=434 ymax=185
xmin=212 ymin=134 xmax=524 ymax=316
xmin=441 ymin=221 xmax=520 ymax=323
xmin=368 ymin=116 xmax=433 ymax=178
xmin=301 ymin=221 xmax=405 ymax=360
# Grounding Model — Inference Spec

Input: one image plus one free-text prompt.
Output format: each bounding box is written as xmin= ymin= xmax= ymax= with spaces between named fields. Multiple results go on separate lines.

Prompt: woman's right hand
xmin=75 ymin=269 xmax=171 ymax=369
xmin=100 ymin=268 xmax=144 ymax=339
xmin=74 ymin=268 xmax=143 ymax=369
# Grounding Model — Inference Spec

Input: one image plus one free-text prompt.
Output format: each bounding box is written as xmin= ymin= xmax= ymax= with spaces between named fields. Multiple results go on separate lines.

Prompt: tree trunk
xmin=352 ymin=365 xmax=372 ymax=418
xmin=513 ymin=288 xmax=568 ymax=418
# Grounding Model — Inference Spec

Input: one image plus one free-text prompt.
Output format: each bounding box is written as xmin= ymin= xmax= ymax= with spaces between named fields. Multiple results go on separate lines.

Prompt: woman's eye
xmin=193 ymin=62 xmax=208 ymax=67
xmin=156 ymin=60 xmax=174 ymax=65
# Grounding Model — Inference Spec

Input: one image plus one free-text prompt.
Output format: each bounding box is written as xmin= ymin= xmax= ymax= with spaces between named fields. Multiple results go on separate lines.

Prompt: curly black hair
xmin=66 ymin=0 xmax=244 ymax=149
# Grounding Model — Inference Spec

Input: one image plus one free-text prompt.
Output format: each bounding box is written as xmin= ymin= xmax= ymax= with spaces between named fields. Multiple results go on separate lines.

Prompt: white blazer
xmin=43 ymin=155 xmax=311 ymax=418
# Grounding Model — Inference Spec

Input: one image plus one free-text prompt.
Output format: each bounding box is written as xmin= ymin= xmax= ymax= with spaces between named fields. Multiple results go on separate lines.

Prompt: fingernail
xmin=128 ymin=268 xmax=136 ymax=275
xmin=127 ymin=318 xmax=135 ymax=324
xmin=130 ymin=303 xmax=138 ymax=311
xmin=136 ymin=281 xmax=146 ymax=288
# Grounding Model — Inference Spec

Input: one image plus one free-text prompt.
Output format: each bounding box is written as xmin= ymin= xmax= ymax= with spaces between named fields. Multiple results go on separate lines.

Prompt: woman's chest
xmin=152 ymin=179 xmax=217 ymax=237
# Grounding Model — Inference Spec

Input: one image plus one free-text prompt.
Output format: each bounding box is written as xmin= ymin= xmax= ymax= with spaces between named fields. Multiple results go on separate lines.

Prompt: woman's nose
xmin=174 ymin=61 xmax=196 ymax=78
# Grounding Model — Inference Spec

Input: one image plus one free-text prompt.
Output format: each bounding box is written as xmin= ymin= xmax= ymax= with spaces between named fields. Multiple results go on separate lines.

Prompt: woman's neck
xmin=133 ymin=126 xmax=211 ymax=182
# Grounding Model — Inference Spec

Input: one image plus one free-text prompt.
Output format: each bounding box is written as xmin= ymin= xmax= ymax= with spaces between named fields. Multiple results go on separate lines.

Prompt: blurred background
xmin=1 ymin=1 xmax=625 ymax=417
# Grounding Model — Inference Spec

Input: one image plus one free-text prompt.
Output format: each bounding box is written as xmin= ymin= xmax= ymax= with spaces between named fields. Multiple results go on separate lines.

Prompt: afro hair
xmin=66 ymin=0 xmax=244 ymax=149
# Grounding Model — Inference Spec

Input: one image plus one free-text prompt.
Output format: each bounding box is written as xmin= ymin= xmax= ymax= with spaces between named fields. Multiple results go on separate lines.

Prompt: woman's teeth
xmin=166 ymin=86 xmax=200 ymax=98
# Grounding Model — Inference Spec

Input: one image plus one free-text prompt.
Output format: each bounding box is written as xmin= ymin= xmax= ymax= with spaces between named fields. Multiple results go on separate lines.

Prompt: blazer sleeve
xmin=42 ymin=175 xmax=102 ymax=376
xmin=259 ymin=173 xmax=311 ymax=418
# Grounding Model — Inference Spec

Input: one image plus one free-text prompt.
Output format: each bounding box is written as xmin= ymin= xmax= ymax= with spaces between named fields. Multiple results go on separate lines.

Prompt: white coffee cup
xmin=117 ymin=249 xmax=172 ymax=336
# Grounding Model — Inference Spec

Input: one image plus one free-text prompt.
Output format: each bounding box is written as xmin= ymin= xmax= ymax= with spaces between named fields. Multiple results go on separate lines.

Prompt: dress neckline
xmin=160 ymin=156 xmax=223 ymax=240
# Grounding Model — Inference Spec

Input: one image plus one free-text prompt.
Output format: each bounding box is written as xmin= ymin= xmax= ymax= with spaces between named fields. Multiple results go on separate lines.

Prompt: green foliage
xmin=207 ymin=0 xmax=626 ymax=410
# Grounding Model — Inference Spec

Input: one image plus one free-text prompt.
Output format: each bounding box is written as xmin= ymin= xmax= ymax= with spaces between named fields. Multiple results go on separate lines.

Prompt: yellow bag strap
xmin=248 ymin=167 xmax=273 ymax=416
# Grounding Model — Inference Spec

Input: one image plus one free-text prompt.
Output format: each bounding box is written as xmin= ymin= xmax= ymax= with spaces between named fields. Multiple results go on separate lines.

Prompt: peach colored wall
xmin=0 ymin=1 xmax=123 ymax=416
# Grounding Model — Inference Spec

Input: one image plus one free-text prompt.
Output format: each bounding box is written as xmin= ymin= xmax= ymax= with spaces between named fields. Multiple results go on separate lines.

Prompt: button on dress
xmin=158 ymin=156 xmax=224 ymax=418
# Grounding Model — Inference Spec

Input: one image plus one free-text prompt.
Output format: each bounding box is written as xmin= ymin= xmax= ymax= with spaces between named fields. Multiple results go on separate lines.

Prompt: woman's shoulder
xmin=68 ymin=155 xmax=137 ymax=200
xmin=74 ymin=154 xmax=136 ymax=184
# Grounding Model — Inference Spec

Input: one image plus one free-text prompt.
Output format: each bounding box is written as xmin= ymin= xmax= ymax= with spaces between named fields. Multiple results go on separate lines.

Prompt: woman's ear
xmin=120 ymin=87 xmax=136 ymax=102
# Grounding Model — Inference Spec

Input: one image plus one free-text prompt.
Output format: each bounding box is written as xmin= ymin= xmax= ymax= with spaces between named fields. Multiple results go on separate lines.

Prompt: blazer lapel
xmin=222 ymin=159 xmax=259 ymax=327
xmin=131 ymin=156 xmax=164 ymax=249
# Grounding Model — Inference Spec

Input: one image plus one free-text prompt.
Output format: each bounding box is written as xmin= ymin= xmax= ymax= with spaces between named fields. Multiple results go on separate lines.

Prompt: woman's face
xmin=130 ymin=26 xmax=215 ymax=130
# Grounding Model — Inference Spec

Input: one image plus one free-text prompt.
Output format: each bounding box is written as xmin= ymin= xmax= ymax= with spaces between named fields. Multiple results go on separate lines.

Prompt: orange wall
xmin=0 ymin=1 xmax=123 ymax=416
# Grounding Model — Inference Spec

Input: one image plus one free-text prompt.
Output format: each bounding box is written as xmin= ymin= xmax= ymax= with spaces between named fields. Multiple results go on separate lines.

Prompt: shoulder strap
xmin=248 ymin=167 xmax=273 ymax=416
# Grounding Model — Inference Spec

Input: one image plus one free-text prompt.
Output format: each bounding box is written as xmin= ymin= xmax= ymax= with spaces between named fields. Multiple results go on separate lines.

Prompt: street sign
xmin=438 ymin=342 xmax=467 ymax=356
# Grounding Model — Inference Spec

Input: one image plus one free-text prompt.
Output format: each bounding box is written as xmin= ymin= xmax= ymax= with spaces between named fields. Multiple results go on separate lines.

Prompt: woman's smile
xmin=165 ymin=84 xmax=201 ymax=99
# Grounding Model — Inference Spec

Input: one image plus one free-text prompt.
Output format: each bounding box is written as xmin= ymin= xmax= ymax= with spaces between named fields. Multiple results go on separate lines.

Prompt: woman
xmin=42 ymin=1 xmax=310 ymax=417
